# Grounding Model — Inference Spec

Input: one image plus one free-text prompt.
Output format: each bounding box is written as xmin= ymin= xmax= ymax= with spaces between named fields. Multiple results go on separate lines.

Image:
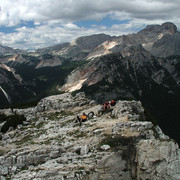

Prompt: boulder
xmin=101 ymin=145 xmax=110 ymax=150
xmin=80 ymin=145 xmax=89 ymax=155
xmin=112 ymin=100 xmax=145 ymax=121
xmin=136 ymin=139 xmax=180 ymax=179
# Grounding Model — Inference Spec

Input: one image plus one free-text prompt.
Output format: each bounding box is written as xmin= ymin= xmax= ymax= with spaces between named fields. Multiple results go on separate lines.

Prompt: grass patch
xmin=43 ymin=139 xmax=52 ymax=145
xmin=61 ymin=118 xmax=74 ymax=127
xmin=60 ymin=110 xmax=74 ymax=116
xmin=35 ymin=122 xmax=44 ymax=129
xmin=0 ymin=149 xmax=6 ymax=156
xmin=15 ymin=135 xmax=34 ymax=145
xmin=75 ymin=131 xmax=86 ymax=138
xmin=48 ymin=110 xmax=74 ymax=121
xmin=68 ymin=129 xmax=86 ymax=138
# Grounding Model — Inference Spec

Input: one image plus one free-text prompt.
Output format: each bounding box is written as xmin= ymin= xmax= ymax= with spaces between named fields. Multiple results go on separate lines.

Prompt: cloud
xmin=1 ymin=0 xmax=180 ymax=25
xmin=0 ymin=0 xmax=180 ymax=49
xmin=0 ymin=22 xmax=137 ymax=50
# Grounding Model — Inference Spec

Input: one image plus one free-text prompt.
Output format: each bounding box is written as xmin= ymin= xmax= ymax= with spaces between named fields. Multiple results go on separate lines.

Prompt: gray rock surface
xmin=0 ymin=92 xmax=179 ymax=180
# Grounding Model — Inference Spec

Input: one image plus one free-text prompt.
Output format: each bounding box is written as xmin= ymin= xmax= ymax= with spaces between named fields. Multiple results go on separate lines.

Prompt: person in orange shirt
xmin=76 ymin=112 xmax=87 ymax=126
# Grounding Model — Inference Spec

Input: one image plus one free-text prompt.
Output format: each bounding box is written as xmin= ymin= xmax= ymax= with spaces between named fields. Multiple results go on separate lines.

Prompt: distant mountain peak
xmin=161 ymin=22 xmax=177 ymax=34
xmin=75 ymin=33 xmax=112 ymax=51
xmin=143 ymin=22 xmax=177 ymax=35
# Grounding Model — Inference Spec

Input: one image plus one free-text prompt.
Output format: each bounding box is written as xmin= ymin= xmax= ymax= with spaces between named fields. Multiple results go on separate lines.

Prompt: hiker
xmin=76 ymin=112 xmax=87 ymax=126
xmin=103 ymin=101 xmax=110 ymax=111
xmin=110 ymin=100 xmax=116 ymax=106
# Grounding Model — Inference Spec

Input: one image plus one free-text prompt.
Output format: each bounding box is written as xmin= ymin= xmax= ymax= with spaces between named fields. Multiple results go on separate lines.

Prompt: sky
xmin=0 ymin=0 xmax=180 ymax=50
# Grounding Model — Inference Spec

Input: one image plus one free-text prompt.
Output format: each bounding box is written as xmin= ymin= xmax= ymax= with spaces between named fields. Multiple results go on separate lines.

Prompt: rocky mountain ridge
xmin=0 ymin=92 xmax=180 ymax=179
xmin=61 ymin=46 xmax=179 ymax=99
xmin=86 ymin=22 xmax=180 ymax=59
xmin=35 ymin=34 xmax=112 ymax=61
xmin=1 ymin=22 xmax=179 ymax=58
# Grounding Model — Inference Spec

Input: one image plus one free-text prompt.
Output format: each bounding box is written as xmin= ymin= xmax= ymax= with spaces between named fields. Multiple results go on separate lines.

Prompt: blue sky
xmin=0 ymin=0 xmax=180 ymax=50
xmin=75 ymin=18 xmax=130 ymax=28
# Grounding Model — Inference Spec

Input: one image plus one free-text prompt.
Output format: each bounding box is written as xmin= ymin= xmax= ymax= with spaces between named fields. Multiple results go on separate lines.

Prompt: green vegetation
xmin=35 ymin=122 xmax=44 ymax=129
xmin=15 ymin=135 xmax=34 ymax=145
xmin=11 ymin=59 xmax=89 ymax=105
xmin=68 ymin=129 xmax=86 ymax=138
xmin=48 ymin=110 xmax=74 ymax=121
xmin=60 ymin=118 xmax=74 ymax=127
xmin=59 ymin=110 xmax=74 ymax=116
xmin=0 ymin=55 xmax=89 ymax=108
xmin=43 ymin=138 xmax=53 ymax=145
xmin=0 ymin=149 xmax=6 ymax=156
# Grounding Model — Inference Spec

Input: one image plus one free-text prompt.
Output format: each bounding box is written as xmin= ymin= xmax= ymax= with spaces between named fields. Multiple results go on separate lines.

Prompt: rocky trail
xmin=0 ymin=92 xmax=180 ymax=179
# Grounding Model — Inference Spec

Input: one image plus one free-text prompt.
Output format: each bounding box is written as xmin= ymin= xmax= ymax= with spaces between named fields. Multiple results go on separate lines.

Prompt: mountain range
xmin=0 ymin=22 xmax=180 ymax=143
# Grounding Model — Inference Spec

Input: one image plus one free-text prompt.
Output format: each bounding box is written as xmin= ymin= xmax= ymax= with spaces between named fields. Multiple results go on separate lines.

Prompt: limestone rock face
xmin=111 ymin=100 xmax=145 ymax=121
xmin=0 ymin=92 xmax=180 ymax=180
xmin=35 ymin=92 xmax=89 ymax=112
xmin=136 ymin=139 xmax=180 ymax=180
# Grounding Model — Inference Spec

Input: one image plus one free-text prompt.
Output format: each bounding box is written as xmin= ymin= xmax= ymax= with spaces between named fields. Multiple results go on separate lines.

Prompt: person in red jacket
xmin=104 ymin=101 xmax=110 ymax=111
xmin=110 ymin=100 xmax=116 ymax=106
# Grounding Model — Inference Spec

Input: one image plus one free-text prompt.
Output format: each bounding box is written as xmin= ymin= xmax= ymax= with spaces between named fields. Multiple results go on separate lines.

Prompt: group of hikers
xmin=103 ymin=100 xmax=116 ymax=111
xmin=76 ymin=100 xmax=116 ymax=126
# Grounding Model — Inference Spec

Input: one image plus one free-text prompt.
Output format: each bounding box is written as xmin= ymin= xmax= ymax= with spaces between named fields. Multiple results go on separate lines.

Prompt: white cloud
xmin=1 ymin=0 xmax=180 ymax=25
xmin=63 ymin=23 xmax=79 ymax=29
xmin=0 ymin=22 xmax=135 ymax=50
xmin=0 ymin=0 xmax=180 ymax=49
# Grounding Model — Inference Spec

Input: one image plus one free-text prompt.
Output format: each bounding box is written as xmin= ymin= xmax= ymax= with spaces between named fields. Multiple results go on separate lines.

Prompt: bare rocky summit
xmin=0 ymin=92 xmax=180 ymax=180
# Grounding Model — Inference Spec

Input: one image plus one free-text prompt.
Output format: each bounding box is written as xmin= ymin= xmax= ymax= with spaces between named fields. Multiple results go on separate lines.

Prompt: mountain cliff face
xmin=61 ymin=45 xmax=178 ymax=100
xmin=36 ymin=34 xmax=112 ymax=60
xmin=87 ymin=22 xmax=180 ymax=59
xmin=150 ymin=33 xmax=180 ymax=57
xmin=0 ymin=92 xmax=180 ymax=179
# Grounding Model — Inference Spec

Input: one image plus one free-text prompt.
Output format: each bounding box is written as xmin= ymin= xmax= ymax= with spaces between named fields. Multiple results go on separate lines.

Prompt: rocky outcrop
xmin=35 ymin=92 xmax=89 ymax=112
xmin=136 ymin=139 xmax=180 ymax=180
xmin=0 ymin=92 xmax=180 ymax=179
